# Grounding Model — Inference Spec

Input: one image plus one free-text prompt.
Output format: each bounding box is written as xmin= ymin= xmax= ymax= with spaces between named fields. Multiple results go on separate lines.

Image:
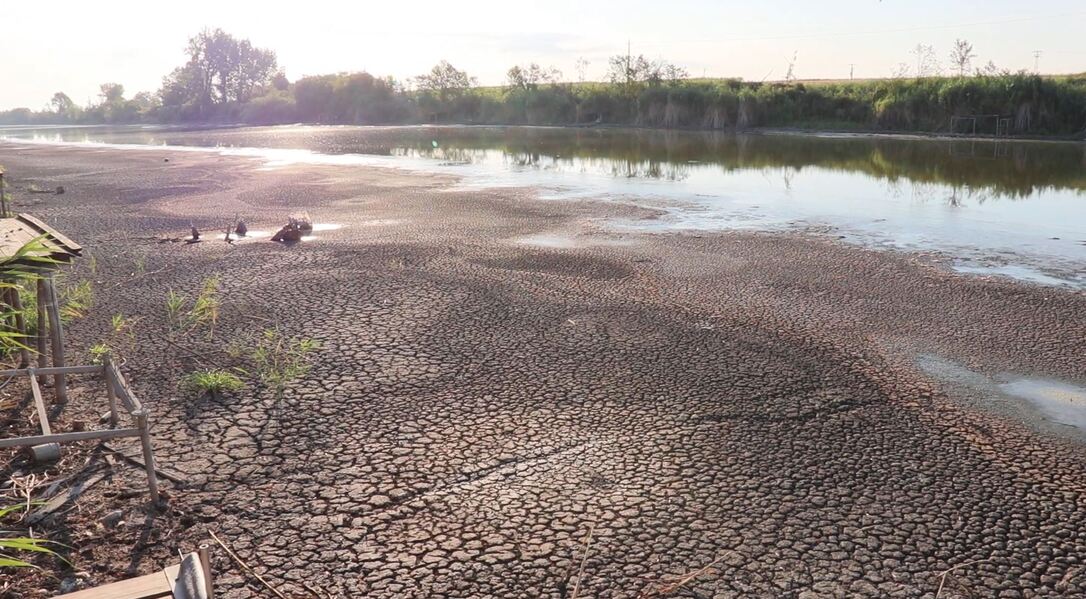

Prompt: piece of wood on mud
xmin=26 ymin=471 xmax=107 ymax=525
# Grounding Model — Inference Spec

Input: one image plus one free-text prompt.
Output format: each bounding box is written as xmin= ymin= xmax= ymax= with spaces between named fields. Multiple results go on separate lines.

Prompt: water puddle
xmin=917 ymin=353 xmax=1086 ymax=440
xmin=999 ymin=379 xmax=1086 ymax=430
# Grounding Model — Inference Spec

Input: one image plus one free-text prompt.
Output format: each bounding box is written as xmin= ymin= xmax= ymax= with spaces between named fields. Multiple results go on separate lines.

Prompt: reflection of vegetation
xmin=384 ymin=127 xmax=1084 ymax=198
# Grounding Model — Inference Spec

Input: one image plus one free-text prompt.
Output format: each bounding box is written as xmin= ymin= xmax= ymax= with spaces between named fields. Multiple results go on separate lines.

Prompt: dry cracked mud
xmin=0 ymin=143 xmax=1084 ymax=598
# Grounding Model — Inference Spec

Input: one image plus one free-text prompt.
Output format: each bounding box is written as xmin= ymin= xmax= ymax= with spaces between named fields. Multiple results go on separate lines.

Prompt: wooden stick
xmin=35 ymin=278 xmax=47 ymax=380
xmin=198 ymin=544 xmax=215 ymax=598
xmin=209 ymin=530 xmax=289 ymax=599
xmin=27 ymin=368 xmax=51 ymax=435
xmin=102 ymin=361 xmax=119 ymax=426
xmin=136 ymin=411 xmax=160 ymax=505
xmin=0 ymin=365 xmax=104 ymax=377
xmin=6 ymin=287 xmax=30 ymax=367
xmin=935 ymin=559 xmax=987 ymax=599
xmin=44 ymin=276 xmax=67 ymax=402
xmin=0 ymin=427 xmax=140 ymax=449
xmin=570 ymin=522 xmax=596 ymax=599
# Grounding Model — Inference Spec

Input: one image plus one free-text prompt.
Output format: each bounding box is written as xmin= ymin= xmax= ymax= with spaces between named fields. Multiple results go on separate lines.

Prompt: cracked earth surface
xmin=0 ymin=143 xmax=1084 ymax=598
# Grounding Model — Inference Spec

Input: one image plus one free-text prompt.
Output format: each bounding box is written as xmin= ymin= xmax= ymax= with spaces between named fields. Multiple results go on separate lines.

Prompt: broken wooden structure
xmin=0 ymin=358 xmax=163 ymax=504
xmin=0 ymin=212 xmax=83 ymax=402
xmin=55 ymin=545 xmax=214 ymax=599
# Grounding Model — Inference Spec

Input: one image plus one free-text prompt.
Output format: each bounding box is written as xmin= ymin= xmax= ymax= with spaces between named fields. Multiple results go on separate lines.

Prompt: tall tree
xmin=160 ymin=29 xmax=277 ymax=114
xmin=50 ymin=92 xmax=76 ymax=119
xmin=949 ymin=39 xmax=976 ymax=77
xmin=415 ymin=61 xmax=475 ymax=99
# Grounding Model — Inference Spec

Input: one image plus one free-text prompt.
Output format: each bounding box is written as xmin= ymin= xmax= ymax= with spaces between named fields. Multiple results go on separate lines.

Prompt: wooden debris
xmin=26 ymin=472 xmax=107 ymax=525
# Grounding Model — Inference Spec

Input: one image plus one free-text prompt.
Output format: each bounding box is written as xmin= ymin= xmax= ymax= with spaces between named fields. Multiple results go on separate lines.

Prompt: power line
xmin=632 ymin=11 xmax=1086 ymax=47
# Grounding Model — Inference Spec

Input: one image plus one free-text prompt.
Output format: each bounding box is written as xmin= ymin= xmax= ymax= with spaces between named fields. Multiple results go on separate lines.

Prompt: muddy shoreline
xmin=0 ymin=143 xmax=1084 ymax=598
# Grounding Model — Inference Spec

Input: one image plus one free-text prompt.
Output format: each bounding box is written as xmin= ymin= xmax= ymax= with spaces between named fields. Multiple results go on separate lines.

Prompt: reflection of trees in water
xmin=357 ymin=127 xmax=1086 ymax=198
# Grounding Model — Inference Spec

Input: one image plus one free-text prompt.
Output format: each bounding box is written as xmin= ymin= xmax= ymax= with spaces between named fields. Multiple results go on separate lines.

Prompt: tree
xmin=159 ymin=29 xmax=278 ymax=115
xmin=414 ymin=61 xmax=476 ymax=99
xmin=784 ymin=52 xmax=798 ymax=83
xmin=99 ymin=83 xmax=125 ymax=105
xmin=607 ymin=53 xmax=687 ymax=96
xmin=949 ymin=39 xmax=976 ymax=77
xmin=49 ymin=92 xmax=76 ymax=120
xmin=910 ymin=44 xmax=941 ymax=78
xmin=575 ymin=58 xmax=590 ymax=83
xmin=506 ymin=63 xmax=561 ymax=91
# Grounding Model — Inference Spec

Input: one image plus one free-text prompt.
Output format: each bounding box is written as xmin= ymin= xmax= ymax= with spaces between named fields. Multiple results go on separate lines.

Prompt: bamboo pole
xmin=9 ymin=285 xmax=30 ymax=367
xmin=136 ymin=410 xmax=161 ymax=505
xmin=0 ymin=365 xmax=102 ymax=377
xmin=198 ymin=544 xmax=214 ymax=598
xmin=0 ymin=427 xmax=140 ymax=449
xmin=0 ymin=171 xmax=7 ymax=219
xmin=44 ymin=276 xmax=67 ymax=402
xmin=35 ymin=278 xmax=47 ymax=380
xmin=103 ymin=361 xmax=119 ymax=426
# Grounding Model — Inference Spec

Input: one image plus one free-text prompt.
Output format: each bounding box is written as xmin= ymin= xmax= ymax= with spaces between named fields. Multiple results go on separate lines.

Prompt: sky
xmin=2 ymin=0 xmax=1085 ymax=110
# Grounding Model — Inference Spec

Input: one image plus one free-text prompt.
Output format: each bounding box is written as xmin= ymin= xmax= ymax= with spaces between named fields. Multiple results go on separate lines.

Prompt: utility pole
xmin=849 ymin=64 xmax=855 ymax=80
xmin=1033 ymin=50 xmax=1043 ymax=74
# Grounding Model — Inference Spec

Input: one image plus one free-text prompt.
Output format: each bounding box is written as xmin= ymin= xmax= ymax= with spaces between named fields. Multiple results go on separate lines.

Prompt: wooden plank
xmin=27 ymin=369 xmax=51 ymax=435
xmin=108 ymin=362 xmax=142 ymax=412
xmin=0 ymin=427 xmax=140 ymax=449
xmin=52 ymin=570 xmax=172 ymax=599
xmin=0 ymin=365 xmax=104 ymax=377
xmin=16 ymin=213 xmax=83 ymax=254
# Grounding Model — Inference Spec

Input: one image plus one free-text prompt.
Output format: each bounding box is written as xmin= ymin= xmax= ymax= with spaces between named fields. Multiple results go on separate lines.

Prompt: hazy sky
xmin=3 ymin=0 xmax=1085 ymax=109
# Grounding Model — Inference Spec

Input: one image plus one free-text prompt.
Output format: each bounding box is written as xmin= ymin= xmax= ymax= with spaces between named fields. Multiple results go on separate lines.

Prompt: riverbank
xmin=0 ymin=143 xmax=1084 ymax=598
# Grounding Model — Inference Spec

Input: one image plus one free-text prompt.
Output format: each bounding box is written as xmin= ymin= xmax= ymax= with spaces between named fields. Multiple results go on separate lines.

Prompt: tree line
xmin=2 ymin=30 xmax=1085 ymax=136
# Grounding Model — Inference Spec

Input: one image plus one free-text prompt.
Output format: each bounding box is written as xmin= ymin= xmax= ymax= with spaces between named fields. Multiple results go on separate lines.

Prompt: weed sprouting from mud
xmin=182 ymin=368 xmax=244 ymax=397
xmin=245 ymin=328 xmax=318 ymax=397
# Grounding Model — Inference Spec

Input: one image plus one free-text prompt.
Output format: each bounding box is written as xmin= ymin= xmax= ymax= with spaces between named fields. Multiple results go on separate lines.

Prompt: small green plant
xmin=182 ymin=369 xmax=244 ymax=397
xmin=188 ymin=275 xmax=221 ymax=336
xmin=0 ymin=502 xmax=65 ymax=569
xmin=87 ymin=342 xmax=112 ymax=364
xmin=60 ymin=280 xmax=94 ymax=322
xmin=133 ymin=254 xmax=146 ymax=275
xmin=165 ymin=290 xmax=187 ymax=327
xmin=86 ymin=254 xmax=98 ymax=276
xmin=88 ymin=314 xmax=136 ymax=364
xmin=247 ymin=328 xmax=318 ymax=397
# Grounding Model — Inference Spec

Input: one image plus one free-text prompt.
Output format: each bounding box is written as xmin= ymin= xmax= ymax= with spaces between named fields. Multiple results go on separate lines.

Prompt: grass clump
xmin=87 ymin=313 xmax=137 ymax=364
xmin=164 ymin=275 xmax=222 ymax=337
xmin=182 ymin=368 xmax=244 ymax=396
xmin=60 ymin=280 xmax=94 ymax=322
xmin=246 ymin=328 xmax=318 ymax=397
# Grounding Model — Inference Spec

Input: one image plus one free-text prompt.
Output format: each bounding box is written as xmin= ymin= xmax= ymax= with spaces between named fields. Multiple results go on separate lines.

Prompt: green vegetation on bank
xmin=2 ymin=29 xmax=1085 ymax=136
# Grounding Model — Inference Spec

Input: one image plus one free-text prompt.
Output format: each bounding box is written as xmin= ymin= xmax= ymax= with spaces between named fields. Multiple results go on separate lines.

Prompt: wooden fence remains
xmin=0 ymin=357 xmax=161 ymax=504
xmin=54 ymin=545 xmax=214 ymax=599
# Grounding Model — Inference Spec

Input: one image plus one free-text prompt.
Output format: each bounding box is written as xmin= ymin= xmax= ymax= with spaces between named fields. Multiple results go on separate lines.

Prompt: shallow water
xmin=1000 ymin=379 xmax=1086 ymax=430
xmin=2 ymin=124 xmax=1084 ymax=288
xmin=917 ymin=353 xmax=1086 ymax=439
